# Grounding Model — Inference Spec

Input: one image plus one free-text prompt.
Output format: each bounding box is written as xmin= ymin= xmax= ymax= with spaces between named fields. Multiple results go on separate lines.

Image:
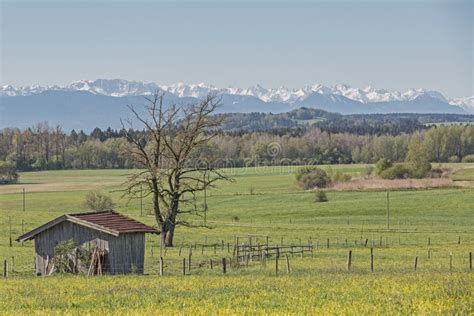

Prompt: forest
xmin=1 ymin=119 xmax=473 ymax=171
xmin=218 ymin=108 xmax=474 ymax=135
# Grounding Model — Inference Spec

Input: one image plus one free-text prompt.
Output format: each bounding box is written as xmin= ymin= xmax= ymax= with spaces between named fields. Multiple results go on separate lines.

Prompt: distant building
xmin=17 ymin=210 xmax=158 ymax=275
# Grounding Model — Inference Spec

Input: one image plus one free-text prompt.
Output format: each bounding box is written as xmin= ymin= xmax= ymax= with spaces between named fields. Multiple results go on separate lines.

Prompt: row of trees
xmin=1 ymin=123 xmax=473 ymax=171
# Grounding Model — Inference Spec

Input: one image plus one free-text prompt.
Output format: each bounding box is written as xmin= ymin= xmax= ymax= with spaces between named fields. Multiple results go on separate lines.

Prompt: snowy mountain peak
xmin=1 ymin=78 xmax=472 ymax=113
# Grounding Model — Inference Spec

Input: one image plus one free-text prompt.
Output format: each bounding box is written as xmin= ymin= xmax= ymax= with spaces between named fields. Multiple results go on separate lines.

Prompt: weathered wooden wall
xmin=108 ymin=233 xmax=145 ymax=274
xmin=34 ymin=221 xmax=145 ymax=275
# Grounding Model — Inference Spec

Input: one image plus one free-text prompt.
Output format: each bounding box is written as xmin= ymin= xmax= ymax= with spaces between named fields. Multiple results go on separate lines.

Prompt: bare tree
xmin=123 ymin=92 xmax=231 ymax=247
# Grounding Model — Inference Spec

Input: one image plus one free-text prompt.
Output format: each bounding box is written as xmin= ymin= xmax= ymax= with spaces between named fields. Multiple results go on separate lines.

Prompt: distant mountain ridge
xmin=0 ymin=79 xmax=471 ymax=131
xmin=1 ymin=78 xmax=472 ymax=110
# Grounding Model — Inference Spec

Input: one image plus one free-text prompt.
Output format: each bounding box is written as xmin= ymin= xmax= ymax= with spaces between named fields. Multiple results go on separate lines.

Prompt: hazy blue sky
xmin=1 ymin=0 xmax=472 ymax=98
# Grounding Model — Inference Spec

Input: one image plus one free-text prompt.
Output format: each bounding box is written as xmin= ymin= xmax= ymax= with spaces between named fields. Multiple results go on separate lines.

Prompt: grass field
xmin=0 ymin=164 xmax=473 ymax=314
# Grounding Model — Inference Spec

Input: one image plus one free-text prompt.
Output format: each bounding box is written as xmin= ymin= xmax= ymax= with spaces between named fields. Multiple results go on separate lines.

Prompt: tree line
xmin=218 ymin=108 xmax=474 ymax=135
xmin=0 ymin=122 xmax=473 ymax=172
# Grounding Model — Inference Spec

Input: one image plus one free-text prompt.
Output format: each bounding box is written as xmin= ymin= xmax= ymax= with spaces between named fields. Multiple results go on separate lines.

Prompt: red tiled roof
xmin=17 ymin=210 xmax=158 ymax=241
xmin=72 ymin=211 xmax=158 ymax=234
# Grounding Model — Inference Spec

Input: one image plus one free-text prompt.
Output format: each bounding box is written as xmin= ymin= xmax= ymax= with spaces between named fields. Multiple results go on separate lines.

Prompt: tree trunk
xmin=164 ymin=226 xmax=175 ymax=247
xmin=163 ymin=192 xmax=179 ymax=247
xmin=160 ymin=224 xmax=168 ymax=249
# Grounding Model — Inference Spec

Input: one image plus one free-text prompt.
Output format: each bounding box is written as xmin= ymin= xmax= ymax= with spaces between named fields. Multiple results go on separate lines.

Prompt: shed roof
xmin=17 ymin=210 xmax=159 ymax=242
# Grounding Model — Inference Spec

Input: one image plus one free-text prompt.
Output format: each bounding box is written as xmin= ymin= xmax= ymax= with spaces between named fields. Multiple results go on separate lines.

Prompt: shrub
xmin=380 ymin=164 xmax=411 ymax=179
xmin=315 ymin=190 xmax=328 ymax=203
xmin=461 ymin=155 xmax=474 ymax=163
xmin=408 ymin=161 xmax=432 ymax=179
xmin=375 ymin=158 xmax=393 ymax=175
xmin=295 ymin=166 xmax=320 ymax=181
xmin=84 ymin=191 xmax=115 ymax=211
xmin=331 ymin=170 xmax=352 ymax=183
xmin=0 ymin=161 xmax=19 ymax=184
xmin=297 ymin=167 xmax=330 ymax=189
xmin=448 ymin=155 xmax=460 ymax=163
xmin=363 ymin=165 xmax=374 ymax=178
xmin=53 ymin=239 xmax=77 ymax=274
xmin=427 ymin=168 xmax=444 ymax=178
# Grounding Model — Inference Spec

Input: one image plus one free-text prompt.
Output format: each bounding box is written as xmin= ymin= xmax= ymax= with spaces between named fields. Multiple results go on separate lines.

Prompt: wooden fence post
xmin=188 ymin=253 xmax=192 ymax=273
xmin=201 ymin=245 xmax=204 ymax=255
xmin=469 ymin=252 xmax=472 ymax=271
xmin=3 ymin=260 xmax=7 ymax=278
xmin=327 ymin=239 xmax=329 ymax=249
xmin=275 ymin=254 xmax=279 ymax=275
xmin=159 ymin=257 xmax=164 ymax=276
xmin=210 ymin=259 xmax=213 ymax=270
xmin=182 ymin=258 xmax=186 ymax=275
xmin=370 ymin=249 xmax=374 ymax=273
xmin=8 ymin=217 xmax=12 ymax=247
xmin=414 ymin=256 xmax=418 ymax=271
xmin=11 ymin=256 xmax=14 ymax=273
xmin=222 ymin=258 xmax=227 ymax=274
xmin=458 ymin=236 xmax=461 ymax=245
xmin=347 ymin=250 xmax=352 ymax=271
xmin=449 ymin=253 xmax=453 ymax=271
xmin=428 ymin=237 xmax=431 ymax=246
xmin=23 ymin=188 xmax=26 ymax=212
xmin=285 ymin=254 xmax=290 ymax=274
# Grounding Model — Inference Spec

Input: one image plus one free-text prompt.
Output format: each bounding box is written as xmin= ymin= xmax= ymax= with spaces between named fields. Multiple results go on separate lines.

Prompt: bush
xmin=53 ymin=239 xmax=77 ymax=274
xmin=315 ymin=190 xmax=328 ymax=203
xmin=84 ymin=191 xmax=115 ymax=211
xmin=0 ymin=161 xmax=19 ymax=184
xmin=331 ymin=170 xmax=352 ymax=183
xmin=379 ymin=164 xmax=411 ymax=179
xmin=296 ymin=167 xmax=330 ymax=189
xmin=461 ymin=155 xmax=474 ymax=163
xmin=363 ymin=165 xmax=374 ymax=178
xmin=427 ymin=168 xmax=444 ymax=178
xmin=375 ymin=158 xmax=393 ymax=175
xmin=295 ymin=166 xmax=320 ymax=181
xmin=408 ymin=161 xmax=432 ymax=179
xmin=448 ymin=155 xmax=460 ymax=163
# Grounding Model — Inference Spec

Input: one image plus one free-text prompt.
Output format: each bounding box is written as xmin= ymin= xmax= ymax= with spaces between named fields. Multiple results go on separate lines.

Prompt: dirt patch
xmin=0 ymin=180 xmax=121 ymax=195
xmin=329 ymin=177 xmax=473 ymax=191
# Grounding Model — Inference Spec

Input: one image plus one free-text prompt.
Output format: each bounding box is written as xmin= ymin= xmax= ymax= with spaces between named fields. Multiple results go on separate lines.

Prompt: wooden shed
xmin=17 ymin=210 xmax=158 ymax=275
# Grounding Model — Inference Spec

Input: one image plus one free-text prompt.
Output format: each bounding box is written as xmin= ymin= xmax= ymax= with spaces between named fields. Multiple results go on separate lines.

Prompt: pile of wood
xmin=43 ymin=246 xmax=107 ymax=276
xmin=87 ymin=247 xmax=106 ymax=276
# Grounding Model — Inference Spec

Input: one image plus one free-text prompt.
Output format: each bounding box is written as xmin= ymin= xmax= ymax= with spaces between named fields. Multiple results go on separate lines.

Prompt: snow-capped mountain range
xmin=1 ymin=78 xmax=473 ymax=112
xmin=1 ymin=79 xmax=473 ymax=131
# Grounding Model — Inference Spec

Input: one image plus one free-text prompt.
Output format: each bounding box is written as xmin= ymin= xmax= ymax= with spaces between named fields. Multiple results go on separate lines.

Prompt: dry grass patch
xmin=330 ymin=177 xmax=472 ymax=191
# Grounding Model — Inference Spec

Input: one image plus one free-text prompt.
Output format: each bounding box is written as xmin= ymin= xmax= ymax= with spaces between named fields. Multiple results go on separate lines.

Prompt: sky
xmin=0 ymin=0 xmax=472 ymax=98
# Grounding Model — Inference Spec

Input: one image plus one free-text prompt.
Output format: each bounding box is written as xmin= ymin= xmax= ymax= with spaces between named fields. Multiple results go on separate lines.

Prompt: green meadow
xmin=0 ymin=164 xmax=473 ymax=314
